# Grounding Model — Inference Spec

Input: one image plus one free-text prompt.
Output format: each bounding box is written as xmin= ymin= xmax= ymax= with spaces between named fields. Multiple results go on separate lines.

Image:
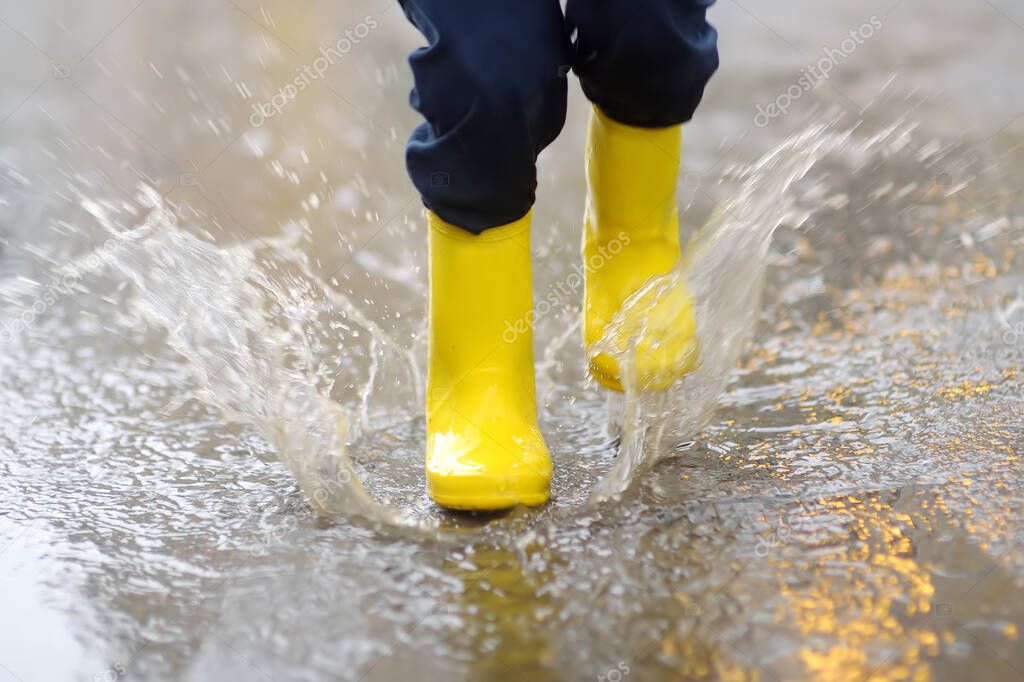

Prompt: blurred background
xmin=1 ymin=1 xmax=1023 ymax=680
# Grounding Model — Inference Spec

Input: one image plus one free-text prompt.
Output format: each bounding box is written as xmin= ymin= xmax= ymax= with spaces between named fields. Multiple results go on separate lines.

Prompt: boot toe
xmin=426 ymin=427 xmax=551 ymax=510
xmin=427 ymin=470 xmax=550 ymax=510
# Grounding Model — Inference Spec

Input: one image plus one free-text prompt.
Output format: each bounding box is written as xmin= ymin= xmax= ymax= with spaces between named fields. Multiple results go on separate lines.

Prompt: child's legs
xmin=565 ymin=0 xmax=719 ymax=127
xmin=399 ymin=0 xmax=570 ymax=234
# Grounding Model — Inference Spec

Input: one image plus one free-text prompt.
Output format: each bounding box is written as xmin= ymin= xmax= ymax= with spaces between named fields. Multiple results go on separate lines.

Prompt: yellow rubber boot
xmin=426 ymin=210 xmax=552 ymax=510
xmin=583 ymin=105 xmax=700 ymax=392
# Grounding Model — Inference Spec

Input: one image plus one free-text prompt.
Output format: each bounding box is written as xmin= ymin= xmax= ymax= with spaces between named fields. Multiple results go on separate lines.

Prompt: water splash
xmin=60 ymin=118 xmax=959 ymax=523
xmin=589 ymin=121 xmax=856 ymax=502
xmin=83 ymin=187 xmax=424 ymax=527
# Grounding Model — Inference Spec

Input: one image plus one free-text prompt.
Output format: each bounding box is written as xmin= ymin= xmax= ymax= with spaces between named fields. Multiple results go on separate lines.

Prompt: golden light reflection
xmin=771 ymin=494 xmax=939 ymax=682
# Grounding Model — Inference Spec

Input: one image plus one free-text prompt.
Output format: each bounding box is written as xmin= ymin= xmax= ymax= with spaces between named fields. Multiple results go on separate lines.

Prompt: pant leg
xmin=565 ymin=0 xmax=719 ymax=128
xmin=399 ymin=0 xmax=570 ymax=234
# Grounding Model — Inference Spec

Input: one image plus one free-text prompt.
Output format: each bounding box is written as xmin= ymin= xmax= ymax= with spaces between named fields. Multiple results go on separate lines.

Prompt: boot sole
xmin=429 ymin=490 xmax=549 ymax=511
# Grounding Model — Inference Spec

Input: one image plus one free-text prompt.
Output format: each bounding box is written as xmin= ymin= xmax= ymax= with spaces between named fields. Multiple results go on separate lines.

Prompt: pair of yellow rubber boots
xmin=426 ymin=106 xmax=699 ymax=510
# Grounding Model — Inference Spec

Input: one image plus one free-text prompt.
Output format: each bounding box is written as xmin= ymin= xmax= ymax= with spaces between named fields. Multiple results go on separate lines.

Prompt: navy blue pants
xmin=400 ymin=0 xmax=719 ymax=234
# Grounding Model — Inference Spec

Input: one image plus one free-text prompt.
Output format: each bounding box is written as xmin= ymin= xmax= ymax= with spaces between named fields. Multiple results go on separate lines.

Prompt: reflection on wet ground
xmin=2 ymin=1 xmax=1024 ymax=680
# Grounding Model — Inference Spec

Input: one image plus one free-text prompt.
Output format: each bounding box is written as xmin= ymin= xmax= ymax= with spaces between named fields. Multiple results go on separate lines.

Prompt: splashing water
xmin=84 ymin=187 xmax=424 ymax=527
xmin=4 ymin=109 xmax=1024 ymax=679
xmin=4 ymin=0 xmax=1024 ymax=673
xmin=64 ymin=120 xmax=872 ymax=526
xmin=590 ymin=122 xmax=854 ymax=502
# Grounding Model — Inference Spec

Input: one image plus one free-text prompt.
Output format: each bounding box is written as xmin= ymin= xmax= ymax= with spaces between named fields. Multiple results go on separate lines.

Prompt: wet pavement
xmin=1 ymin=1 xmax=1024 ymax=680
